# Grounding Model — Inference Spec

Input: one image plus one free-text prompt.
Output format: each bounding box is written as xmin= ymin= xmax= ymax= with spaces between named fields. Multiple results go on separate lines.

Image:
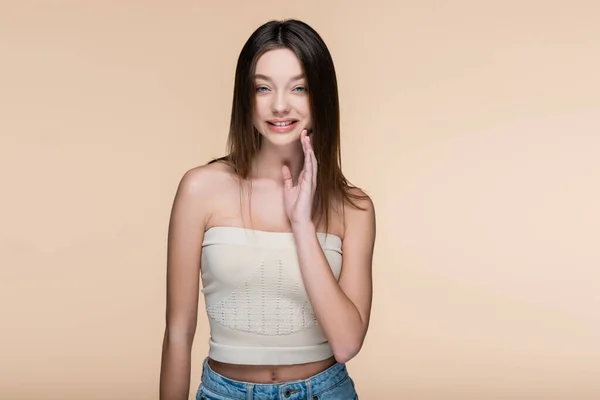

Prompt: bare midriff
xmin=207 ymin=356 xmax=337 ymax=384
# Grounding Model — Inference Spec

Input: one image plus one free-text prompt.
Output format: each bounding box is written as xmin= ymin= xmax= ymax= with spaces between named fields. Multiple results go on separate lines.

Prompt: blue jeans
xmin=196 ymin=357 xmax=359 ymax=400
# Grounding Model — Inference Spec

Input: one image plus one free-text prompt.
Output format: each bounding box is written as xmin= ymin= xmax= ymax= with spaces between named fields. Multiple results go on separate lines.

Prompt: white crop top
xmin=200 ymin=226 xmax=343 ymax=365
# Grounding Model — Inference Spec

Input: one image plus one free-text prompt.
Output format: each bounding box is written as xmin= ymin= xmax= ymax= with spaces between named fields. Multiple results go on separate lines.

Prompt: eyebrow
xmin=254 ymin=73 xmax=305 ymax=82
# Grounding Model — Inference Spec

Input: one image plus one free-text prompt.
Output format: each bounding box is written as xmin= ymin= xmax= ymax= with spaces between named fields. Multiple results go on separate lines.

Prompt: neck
xmin=251 ymin=140 xmax=303 ymax=185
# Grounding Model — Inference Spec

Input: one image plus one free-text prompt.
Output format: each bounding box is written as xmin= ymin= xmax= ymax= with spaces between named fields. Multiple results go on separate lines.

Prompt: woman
xmin=159 ymin=19 xmax=376 ymax=400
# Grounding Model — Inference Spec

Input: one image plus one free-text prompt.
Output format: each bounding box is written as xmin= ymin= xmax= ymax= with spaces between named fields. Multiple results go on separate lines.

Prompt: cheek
xmin=294 ymin=98 xmax=311 ymax=118
xmin=303 ymin=105 xmax=312 ymax=125
xmin=253 ymin=98 xmax=269 ymax=119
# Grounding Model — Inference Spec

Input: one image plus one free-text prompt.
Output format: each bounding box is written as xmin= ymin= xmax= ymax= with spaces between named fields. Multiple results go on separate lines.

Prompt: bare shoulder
xmin=170 ymin=160 xmax=238 ymax=226
xmin=345 ymin=187 xmax=375 ymax=209
xmin=177 ymin=160 xmax=236 ymax=194
xmin=337 ymin=186 xmax=376 ymax=330
xmin=343 ymin=187 xmax=376 ymax=232
xmin=175 ymin=161 xmax=237 ymax=202
xmin=164 ymin=162 xmax=238 ymax=340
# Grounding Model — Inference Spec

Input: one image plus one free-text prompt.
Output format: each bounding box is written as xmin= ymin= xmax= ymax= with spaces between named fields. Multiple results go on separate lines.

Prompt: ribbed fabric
xmin=200 ymin=226 xmax=343 ymax=365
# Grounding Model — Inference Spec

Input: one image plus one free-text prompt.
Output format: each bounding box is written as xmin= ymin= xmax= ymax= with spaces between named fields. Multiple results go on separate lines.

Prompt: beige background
xmin=1 ymin=1 xmax=599 ymax=399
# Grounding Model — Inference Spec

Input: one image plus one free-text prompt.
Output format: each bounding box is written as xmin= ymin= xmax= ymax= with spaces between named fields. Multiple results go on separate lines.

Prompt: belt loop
xmin=306 ymin=380 xmax=313 ymax=399
xmin=246 ymin=383 xmax=254 ymax=400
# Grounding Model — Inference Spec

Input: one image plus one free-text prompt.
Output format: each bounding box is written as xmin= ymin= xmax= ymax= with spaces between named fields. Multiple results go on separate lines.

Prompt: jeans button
xmin=284 ymin=389 xmax=291 ymax=397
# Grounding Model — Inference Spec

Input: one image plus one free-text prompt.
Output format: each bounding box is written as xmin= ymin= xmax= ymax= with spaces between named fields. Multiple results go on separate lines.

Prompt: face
xmin=253 ymin=48 xmax=312 ymax=147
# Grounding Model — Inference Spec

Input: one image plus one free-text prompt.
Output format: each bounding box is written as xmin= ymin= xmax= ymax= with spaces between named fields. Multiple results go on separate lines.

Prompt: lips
xmin=267 ymin=119 xmax=298 ymax=127
xmin=265 ymin=119 xmax=299 ymax=133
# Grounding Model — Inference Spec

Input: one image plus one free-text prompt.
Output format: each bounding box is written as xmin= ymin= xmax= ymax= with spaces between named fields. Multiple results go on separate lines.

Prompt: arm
xmin=292 ymin=195 xmax=376 ymax=364
xmin=282 ymin=131 xmax=376 ymax=363
xmin=159 ymin=168 xmax=208 ymax=400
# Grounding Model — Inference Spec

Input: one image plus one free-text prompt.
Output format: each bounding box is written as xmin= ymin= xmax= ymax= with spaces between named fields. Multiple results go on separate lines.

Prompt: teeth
xmin=271 ymin=121 xmax=295 ymax=126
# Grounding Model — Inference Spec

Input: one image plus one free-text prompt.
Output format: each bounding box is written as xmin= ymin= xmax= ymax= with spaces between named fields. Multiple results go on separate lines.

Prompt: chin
xmin=262 ymin=132 xmax=301 ymax=147
xmin=259 ymin=125 xmax=305 ymax=146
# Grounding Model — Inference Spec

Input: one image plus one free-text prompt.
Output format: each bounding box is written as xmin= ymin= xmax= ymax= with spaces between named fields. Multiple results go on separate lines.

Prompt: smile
xmin=268 ymin=120 xmax=297 ymax=126
xmin=266 ymin=119 xmax=299 ymax=133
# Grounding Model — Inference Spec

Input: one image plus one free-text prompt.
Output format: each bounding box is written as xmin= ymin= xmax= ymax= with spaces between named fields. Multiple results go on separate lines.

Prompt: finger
xmin=282 ymin=164 xmax=294 ymax=189
xmin=298 ymin=170 xmax=305 ymax=186
xmin=311 ymin=144 xmax=317 ymax=188
xmin=304 ymin=136 xmax=313 ymax=182
xmin=301 ymin=129 xmax=308 ymax=154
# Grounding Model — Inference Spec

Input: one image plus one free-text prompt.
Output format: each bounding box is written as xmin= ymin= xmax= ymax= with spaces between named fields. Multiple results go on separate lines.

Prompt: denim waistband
xmin=199 ymin=357 xmax=350 ymax=399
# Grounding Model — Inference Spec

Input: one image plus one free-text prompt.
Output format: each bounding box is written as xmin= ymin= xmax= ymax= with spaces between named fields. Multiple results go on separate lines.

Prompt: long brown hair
xmin=210 ymin=19 xmax=367 ymax=231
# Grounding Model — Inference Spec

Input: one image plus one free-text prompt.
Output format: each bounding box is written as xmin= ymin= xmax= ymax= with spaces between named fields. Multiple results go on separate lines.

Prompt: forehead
xmin=255 ymin=48 xmax=304 ymax=78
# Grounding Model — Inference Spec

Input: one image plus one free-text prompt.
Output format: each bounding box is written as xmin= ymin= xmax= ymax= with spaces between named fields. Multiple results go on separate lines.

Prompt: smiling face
xmin=252 ymin=48 xmax=312 ymax=147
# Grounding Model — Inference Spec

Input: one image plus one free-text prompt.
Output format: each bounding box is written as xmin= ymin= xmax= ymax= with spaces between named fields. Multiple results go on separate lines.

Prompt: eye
xmin=256 ymin=85 xmax=270 ymax=92
xmin=293 ymin=86 xmax=307 ymax=93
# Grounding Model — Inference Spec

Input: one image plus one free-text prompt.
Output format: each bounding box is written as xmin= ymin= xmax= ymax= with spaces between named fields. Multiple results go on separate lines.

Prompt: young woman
xmin=159 ymin=19 xmax=376 ymax=400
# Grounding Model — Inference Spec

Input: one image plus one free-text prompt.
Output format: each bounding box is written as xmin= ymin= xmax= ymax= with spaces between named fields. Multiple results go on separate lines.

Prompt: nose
xmin=271 ymin=91 xmax=290 ymax=114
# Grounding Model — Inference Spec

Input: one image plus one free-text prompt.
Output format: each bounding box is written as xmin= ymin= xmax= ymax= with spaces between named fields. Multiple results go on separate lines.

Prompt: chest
xmin=207 ymin=180 xmax=344 ymax=236
xmin=201 ymin=234 xmax=343 ymax=290
xmin=210 ymin=181 xmax=286 ymax=229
